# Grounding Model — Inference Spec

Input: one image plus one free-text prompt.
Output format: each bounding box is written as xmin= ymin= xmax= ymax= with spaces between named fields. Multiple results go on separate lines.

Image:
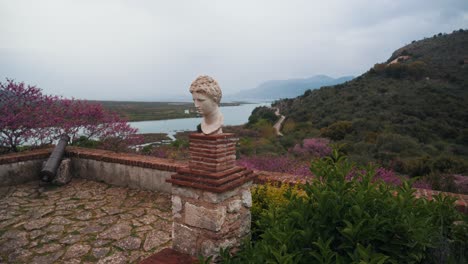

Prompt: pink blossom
xmin=0 ymin=79 xmax=142 ymax=152
xmin=292 ymin=138 xmax=332 ymax=158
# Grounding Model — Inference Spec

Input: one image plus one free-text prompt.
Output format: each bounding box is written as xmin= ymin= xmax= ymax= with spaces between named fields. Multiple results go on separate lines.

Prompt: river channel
xmin=129 ymin=103 xmax=269 ymax=139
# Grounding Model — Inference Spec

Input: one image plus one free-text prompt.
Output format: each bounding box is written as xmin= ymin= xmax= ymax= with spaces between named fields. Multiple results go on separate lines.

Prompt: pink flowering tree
xmin=0 ymin=79 xmax=142 ymax=152
xmin=0 ymin=79 xmax=57 ymax=151
xmin=50 ymin=99 xmax=142 ymax=150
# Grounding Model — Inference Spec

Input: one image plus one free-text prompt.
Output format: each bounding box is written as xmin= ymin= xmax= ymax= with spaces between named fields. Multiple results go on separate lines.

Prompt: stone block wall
xmin=65 ymin=147 xmax=185 ymax=193
xmin=171 ymin=183 xmax=252 ymax=257
xmin=0 ymin=160 xmax=46 ymax=186
xmin=71 ymin=158 xmax=173 ymax=193
xmin=0 ymin=148 xmax=52 ymax=186
xmin=0 ymin=147 xmax=186 ymax=193
xmin=168 ymin=133 xmax=255 ymax=260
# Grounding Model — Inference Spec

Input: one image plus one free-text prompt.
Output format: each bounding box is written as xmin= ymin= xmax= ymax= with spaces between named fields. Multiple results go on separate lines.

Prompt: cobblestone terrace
xmin=0 ymin=179 xmax=172 ymax=263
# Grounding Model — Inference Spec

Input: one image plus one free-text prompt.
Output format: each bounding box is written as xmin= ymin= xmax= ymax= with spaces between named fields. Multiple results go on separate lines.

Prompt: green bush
xmin=170 ymin=138 xmax=189 ymax=148
xmin=402 ymin=155 xmax=468 ymax=177
xmin=248 ymin=106 xmax=278 ymax=126
xmin=221 ymin=151 xmax=467 ymax=263
xmin=252 ymin=119 xmax=277 ymax=139
xmin=71 ymin=136 xmax=100 ymax=148
xmin=141 ymin=144 xmax=153 ymax=154
xmin=320 ymin=121 xmax=353 ymax=141
xmin=376 ymin=133 xmax=419 ymax=154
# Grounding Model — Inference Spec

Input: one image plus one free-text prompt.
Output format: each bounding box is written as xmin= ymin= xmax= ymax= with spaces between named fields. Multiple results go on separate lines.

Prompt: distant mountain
xmin=229 ymin=75 xmax=354 ymax=101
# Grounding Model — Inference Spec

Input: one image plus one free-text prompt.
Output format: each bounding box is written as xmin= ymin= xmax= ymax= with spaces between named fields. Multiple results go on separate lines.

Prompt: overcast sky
xmin=1 ymin=0 xmax=467 ymax=101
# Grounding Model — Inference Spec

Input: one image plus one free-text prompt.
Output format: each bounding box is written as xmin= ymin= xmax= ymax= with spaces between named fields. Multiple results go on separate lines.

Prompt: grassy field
xmin=93 ymin=100 xmax=241 ymax=122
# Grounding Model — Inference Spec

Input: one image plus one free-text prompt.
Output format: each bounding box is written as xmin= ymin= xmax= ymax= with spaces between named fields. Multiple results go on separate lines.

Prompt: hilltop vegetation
xmin=247 ymin=29 xmax=468 ymax=192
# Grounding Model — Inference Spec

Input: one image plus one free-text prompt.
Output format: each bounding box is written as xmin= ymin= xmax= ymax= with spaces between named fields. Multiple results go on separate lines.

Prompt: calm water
xmin=130 ymin=103 xmax=269 ymax=138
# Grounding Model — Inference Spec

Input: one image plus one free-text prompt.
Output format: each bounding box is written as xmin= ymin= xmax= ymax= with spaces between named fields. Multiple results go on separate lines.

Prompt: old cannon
xmin=40 ymin=134 xmax=70 ymax=182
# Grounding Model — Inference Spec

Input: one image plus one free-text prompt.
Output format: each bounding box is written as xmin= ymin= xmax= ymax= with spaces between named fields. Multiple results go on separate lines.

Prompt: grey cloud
xmin=0 ymin=0 xmax=467 ymax=101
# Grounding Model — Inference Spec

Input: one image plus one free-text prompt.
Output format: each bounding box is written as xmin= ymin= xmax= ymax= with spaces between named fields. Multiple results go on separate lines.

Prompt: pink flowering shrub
xmin=375 ymin=167 xmax=402 ymax=185
xmin=150 ymin=148 xmax=169 ymax=158
xmin=346 ymin=166 xmax=431 ymax=189
xmin=453 ymin=175 xmax=468 ymax=194
xmin=412 ymin=179 xmax=432 ymax=190
xmin=292 ymin=138 xmax=332 ymax=158
xmin=238 ymin=152 xmax=432 ymax=190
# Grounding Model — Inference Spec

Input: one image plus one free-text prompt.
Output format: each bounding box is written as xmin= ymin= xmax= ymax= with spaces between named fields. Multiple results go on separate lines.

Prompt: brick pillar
xmin=167 ymin=133 xmax=254 ymax=259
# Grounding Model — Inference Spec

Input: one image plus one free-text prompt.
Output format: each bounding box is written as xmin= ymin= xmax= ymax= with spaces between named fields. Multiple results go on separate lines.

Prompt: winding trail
xmin=273 ymin=107 xmax=285 ymax=136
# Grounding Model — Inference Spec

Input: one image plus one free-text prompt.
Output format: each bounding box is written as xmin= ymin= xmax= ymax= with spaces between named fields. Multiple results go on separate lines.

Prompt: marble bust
xmin=189 ymin=75 xmax=224 ymax=135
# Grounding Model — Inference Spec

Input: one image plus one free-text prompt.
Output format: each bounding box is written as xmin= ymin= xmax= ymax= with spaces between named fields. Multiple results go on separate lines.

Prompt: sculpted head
xmin=189 ymin=75 xmax=224 ymax=134
xmin=189 ymin=75 xmax=222 ymax=105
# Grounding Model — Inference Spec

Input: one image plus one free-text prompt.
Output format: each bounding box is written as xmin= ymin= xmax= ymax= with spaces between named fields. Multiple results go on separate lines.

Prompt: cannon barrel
xmin=41 ymin=134 xmax=70 ymax=182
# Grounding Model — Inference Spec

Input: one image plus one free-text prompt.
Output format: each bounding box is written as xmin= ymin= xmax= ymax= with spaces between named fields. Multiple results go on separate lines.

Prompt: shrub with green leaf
xmin=221 ymin=151 xmax=467 ymax=263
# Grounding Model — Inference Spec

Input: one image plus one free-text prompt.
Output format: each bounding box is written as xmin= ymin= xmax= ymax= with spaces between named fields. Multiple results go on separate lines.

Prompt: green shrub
xmin=248 ymin=106 xmax=278 ymax=126
xmin=253 ymin=119 xmax=277 ymax=139
xmin=141 ymin=144 xmax=153 ymax=154
xmin=320 ymin=121 xmax=353 ymax=141
xmin=407 ymin=61 xmax=428 ymax=79
xmin=376 ymin=133 xmax=419 ymax=154
xmin=170 ymin=138 xmax=189 ymax=148
xmin=71 ymin=136 xmax=100 ymax=148
xmin=251 ymin=183 xmax=304 ymax=241
xmin=221 ymin=151 xmax=467 ymax=263
xmin=402 ymin=155 xmax=468 ymax=177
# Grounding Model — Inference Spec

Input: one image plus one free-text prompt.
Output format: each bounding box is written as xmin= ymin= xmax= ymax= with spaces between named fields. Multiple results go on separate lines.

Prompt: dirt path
xmin=273 ymin=107 xmax=285 ymax=136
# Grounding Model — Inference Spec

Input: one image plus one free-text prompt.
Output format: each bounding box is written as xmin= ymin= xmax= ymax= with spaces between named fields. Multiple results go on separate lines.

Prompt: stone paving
xmin=0 ymin=179 xmax=172 ymax=263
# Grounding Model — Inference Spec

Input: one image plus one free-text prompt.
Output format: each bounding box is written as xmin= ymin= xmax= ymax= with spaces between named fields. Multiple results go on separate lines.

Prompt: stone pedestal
xmin=167 ymin=133 xmax=254 ymax=259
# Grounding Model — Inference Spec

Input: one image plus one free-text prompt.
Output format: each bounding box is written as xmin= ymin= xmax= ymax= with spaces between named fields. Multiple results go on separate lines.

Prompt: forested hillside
xmin=272 ymin=29 xmax=468 ymax=181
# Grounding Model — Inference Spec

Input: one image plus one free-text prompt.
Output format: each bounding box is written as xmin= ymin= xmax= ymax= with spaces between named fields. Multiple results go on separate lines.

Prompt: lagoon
xmin=130 ymin=103 xmax=269 ymax=139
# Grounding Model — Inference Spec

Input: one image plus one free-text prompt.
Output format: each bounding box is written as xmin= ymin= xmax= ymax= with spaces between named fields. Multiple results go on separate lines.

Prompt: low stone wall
xmin=0 ymin=148 xmax=52 ymax=186
xmin=0 ymin=160 xmax=45 ymax=186
xmin=71 ymin=158 xmax=174 ymax=193
xmin=0 ymin=147 xmax=186 ymax=194
xmin=66 ymin=147 xmax=186 ymax=193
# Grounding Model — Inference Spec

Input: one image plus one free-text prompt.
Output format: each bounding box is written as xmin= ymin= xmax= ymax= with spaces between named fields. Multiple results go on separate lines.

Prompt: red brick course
xmin=189 ymin=160 xmax=237 ymax=172
xmin=65 ymin=146 xmax=186 ymax=172
xmin=172 ymin=168 xmax=253 ymax=186
xmin=0 ymin=147 xmax=186 ymax=172
xmin=188 ymin=150 xmax=236 ymax=160
xmin=189 ymin=146 xmax=236 ymax=155
xmin=191 ymin=154 xmax=236 ymax=164
xmin=0 ymin=147 xmax=53 ymax=165
xmin=189 ymin=133 xmax=236 ymax=140
xmin=168 ymin=133 xmax=255 ymax=193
